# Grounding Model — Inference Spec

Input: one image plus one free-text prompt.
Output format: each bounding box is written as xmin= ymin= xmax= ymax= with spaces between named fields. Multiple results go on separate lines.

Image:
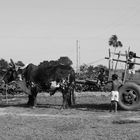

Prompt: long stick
xmin=105 ymin=58 xmax=140 ymax=65
xmin=108 ymin=48 xmax=111 ymax=80
xmin=5 ymin=84 xmax=8 ymax=104
xmin=123 ymin=50 xmax=129 ymax=84
xmin=114 ymin=51 xmax=121 ymax=73
xmin=111 ymin=52 xmax=140 ymax=59
xmin=108 ymin=48 xmax=111 ymax=70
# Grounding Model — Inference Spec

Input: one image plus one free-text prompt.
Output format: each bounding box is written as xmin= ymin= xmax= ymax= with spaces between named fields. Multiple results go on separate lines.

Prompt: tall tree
xmin=0 ymin=59 xmax=8 ymax=77
xmin=109 ymin=35 xmax=123 ymax=49
xmin=58 ymin=56 xmax=73 ymax=66
xmin=15 ymin=61 xmax=25 ymax=67
xmin=109 ymin=35 xmax=123 ymax=69
xmin=87 ymin=65 xmax=94 ymax=79
xmin=36 ymin=57 xmax=74 ymax=83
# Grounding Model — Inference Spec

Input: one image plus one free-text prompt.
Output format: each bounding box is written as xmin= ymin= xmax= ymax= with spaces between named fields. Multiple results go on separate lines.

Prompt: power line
xmin=87 ymin=57 xmax=105 ymax=65
xmin=76 ymin=40 xmax=80 ymax=72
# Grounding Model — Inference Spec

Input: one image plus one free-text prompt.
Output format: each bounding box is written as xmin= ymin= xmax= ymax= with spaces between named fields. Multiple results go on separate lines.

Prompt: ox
xmin=2 ymin=60 xmax=75 ymax=109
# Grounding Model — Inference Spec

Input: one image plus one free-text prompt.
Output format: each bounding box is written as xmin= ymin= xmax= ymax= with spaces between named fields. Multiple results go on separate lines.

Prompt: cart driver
xmin=97 ymin=68 xmax=105 ymax=86
xmin=127 ymin=51 xmax=136 ymax=79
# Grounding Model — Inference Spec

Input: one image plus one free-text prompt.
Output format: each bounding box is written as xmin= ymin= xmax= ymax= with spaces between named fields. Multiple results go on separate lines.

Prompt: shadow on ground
xmin=0 ymin=102 xmax=62 ymax=110
xmin=72 ymin=103 xmax=110 ymax=111
xmin=0 ymin=95 xmax=126 ymax=111
xmin=0 ymin=101 xmax=126 ymax=111
xmin=71 ymin=103 xmax=126 ymax=112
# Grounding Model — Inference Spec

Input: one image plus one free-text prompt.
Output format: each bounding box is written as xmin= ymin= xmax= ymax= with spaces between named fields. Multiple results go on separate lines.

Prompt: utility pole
xmin=76 ymin=40 xmax=80 ymax=73
xmin=78 ymin=41 xmax=80 ymax=69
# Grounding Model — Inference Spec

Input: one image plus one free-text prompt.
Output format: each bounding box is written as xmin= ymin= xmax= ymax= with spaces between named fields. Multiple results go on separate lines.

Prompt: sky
xmin=0 ymin=0 xmax=140 ymax=70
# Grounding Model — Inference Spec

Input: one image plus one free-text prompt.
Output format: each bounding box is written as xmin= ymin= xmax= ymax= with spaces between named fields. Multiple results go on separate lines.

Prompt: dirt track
xmin=0 ymin=92 xmax=140 ymax=140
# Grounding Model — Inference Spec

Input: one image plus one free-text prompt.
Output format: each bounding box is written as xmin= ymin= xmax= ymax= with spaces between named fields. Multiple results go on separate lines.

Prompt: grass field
xmin=0 ymin=92 xmax=140 ymax=140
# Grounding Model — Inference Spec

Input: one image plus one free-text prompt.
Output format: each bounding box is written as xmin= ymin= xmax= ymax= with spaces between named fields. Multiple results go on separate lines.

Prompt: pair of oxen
xmin=2 ymin=59 xmax=75 ymax=109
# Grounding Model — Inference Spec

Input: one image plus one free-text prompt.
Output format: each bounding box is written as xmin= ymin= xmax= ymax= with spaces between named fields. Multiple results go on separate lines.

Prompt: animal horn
xmin=1 ymin=68 xmax=7 ymax=72
xmin=10 ymin=58 xmax=16 ymax=68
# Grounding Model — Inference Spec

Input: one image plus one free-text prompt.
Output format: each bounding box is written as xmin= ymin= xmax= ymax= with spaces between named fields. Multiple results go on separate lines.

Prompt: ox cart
xmin=75 ymin=79 xmax=101 ymax=92
xmin=105 ymin=48 xmax=140 ymax=110
xmin=75 ymin=78 xmax=110 ymax=92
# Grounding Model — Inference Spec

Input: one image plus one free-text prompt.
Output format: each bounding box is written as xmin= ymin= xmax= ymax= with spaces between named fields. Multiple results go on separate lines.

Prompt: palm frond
xmin=108 ymin=35 xmax=123 ymax=48
xmin=109 ymin=40 xmax=113 ymax=46
xmin=109 ymin=35 xmax=118 ymax=46
xmin=117 ymin=41 xmax=123 ymax=47
xmin=111 ymin=35 xmax=118 ymax=41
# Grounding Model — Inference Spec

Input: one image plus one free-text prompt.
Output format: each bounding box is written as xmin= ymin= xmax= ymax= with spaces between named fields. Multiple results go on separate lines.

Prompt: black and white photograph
xmin=0 ymin=0 xmax=140 ymax=139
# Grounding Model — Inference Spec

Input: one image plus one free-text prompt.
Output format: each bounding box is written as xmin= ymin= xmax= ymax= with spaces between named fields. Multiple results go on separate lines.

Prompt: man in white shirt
xmin=128 ymin=51 xmax=136 ymax=79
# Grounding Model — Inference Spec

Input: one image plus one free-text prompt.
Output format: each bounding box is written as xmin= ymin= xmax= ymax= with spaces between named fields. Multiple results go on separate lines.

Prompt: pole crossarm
xmin=105 ymin=57 xmax=140 ymax=65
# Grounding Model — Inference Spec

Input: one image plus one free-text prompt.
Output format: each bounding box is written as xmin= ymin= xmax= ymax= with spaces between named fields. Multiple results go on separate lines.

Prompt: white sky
xmin=0 ymin=0 xmax=140 ymax=69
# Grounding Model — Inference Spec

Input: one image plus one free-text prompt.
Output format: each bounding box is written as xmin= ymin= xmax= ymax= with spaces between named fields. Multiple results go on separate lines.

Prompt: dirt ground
xmin=0 ymin=92 xmax=140 ymax=140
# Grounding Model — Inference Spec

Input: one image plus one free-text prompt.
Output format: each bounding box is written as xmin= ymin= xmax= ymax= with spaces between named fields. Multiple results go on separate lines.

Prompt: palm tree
xmin=109 ymin=35 xmax=123 ymax=51
xmin=109 ymin=35 xmax=123 ymax=69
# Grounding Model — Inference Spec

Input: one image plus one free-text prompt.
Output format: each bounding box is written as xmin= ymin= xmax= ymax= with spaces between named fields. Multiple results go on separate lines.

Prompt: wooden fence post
xmin=5 ymin=84 xmax=8 ymax=104
xmin=114 ymin=51 xmax=121 ymax=73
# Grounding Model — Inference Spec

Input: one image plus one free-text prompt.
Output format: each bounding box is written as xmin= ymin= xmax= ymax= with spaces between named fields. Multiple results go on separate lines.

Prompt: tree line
xmin=0 ymin=59 xmax=25 ymax=77
xmin=0 ymin=56 xmax=73 ymax=78
xmin=76 ymin=64 xmax=109 ymax=81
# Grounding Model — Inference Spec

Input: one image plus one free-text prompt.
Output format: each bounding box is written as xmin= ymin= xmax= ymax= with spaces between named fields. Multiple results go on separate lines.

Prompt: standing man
xmin=127 ymin=51 xmax=136 ymax=79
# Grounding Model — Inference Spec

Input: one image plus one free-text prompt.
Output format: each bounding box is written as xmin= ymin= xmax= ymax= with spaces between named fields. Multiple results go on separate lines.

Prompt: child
xmin=110 ymin=74 xmax=122 ymax=112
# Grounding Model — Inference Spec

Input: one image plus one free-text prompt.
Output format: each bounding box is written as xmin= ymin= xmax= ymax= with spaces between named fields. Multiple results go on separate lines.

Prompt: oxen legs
xmin=27 ymin=87 xmax=38 ymax=108
xmin=62 ymin=89 xmax=76 ymax=109
xmin=70 ymin=88 xmax=76 ymax=105
xmin=62 ymin=93 xmax=68 ymax=109
xmin=26 ymin=86 xmax=76 ymax=109
xmin=27 ymin=95 xmax=33 ymax=106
